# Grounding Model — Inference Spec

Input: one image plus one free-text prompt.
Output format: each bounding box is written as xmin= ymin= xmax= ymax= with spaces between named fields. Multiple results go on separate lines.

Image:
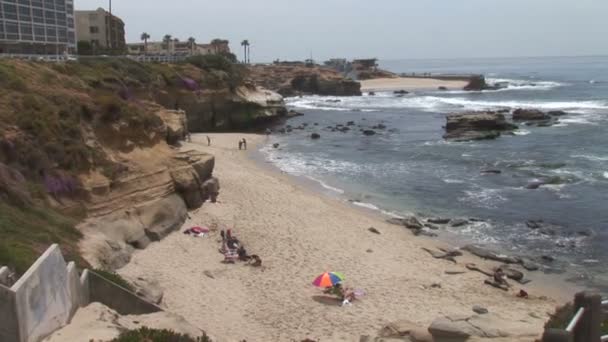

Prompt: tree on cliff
xmin=241 ymin=39 xmax=250 ymax=64
xmin=140 ymin=32 xmax=150 ymax=54
xmin=188 ymin=37 xmax=196 ymax=55
xmin=163 ymin=34 xmax=172 ymax=52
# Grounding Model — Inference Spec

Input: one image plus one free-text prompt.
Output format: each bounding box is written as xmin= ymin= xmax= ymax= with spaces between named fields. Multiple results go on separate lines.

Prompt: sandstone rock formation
xmin=443 ymin=112 xmax=518 ymax=141
xmin=248 ymin=64 xmax=362 ymax=97
xmin=43 ymin=302 xmax=205 ymax=342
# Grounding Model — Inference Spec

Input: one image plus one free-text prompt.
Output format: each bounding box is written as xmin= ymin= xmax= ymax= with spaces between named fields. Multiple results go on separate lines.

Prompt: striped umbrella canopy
xmin=312 ymin=272 xmax=345 ymax=287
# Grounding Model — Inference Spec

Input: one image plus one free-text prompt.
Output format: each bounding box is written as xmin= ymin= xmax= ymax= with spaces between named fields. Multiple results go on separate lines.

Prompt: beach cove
xmin=119 ymin=133 xmax=572 ymax=341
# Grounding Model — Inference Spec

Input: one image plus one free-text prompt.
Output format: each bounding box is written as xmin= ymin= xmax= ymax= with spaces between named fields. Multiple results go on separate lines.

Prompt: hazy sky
xmin=76 ymin=0 xmax=608 ymax=62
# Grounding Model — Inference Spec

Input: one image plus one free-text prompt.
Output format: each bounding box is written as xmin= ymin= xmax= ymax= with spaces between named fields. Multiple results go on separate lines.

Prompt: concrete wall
xmin=11 ymin=245 xmax=84 ymax=342
xmin=88 ymin=271 xmax=162 ymax=316
xmin=0 ymin=284 xmax=20 ymax=342
xmin=0 ymin=244 xmax=163 ymax=342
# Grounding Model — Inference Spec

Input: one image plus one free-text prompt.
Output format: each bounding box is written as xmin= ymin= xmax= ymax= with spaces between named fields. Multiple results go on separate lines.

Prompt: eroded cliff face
xmin=155 ymin=83 xmax=286 ymax=132
xmin=0 ymin=58 xmax=232 ymax=272
xmin=248 ymin=65 xmax=362 ymax=97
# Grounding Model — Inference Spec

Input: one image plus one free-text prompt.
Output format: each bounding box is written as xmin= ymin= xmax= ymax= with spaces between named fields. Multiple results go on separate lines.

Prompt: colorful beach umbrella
xmin=312 ymin=272 xmax=345 ymax=287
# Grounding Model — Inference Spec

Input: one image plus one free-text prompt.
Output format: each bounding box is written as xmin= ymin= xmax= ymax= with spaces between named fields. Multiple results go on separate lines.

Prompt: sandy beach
xmin=118 ymin=133 xmax=568 ymax=341
xmin=360 ymin=77 xmax=468 ymax=92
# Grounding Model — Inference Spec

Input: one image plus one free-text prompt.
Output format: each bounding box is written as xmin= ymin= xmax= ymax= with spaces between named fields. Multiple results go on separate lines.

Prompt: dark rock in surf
xmin=368 ymin=92 xmax=376 ymax=96
xmin=386 ymin=216 xmax=424 ymax=230
xmin=463 ymin=75 xmax=501 ymax=91
xmin=481 ymin=169 xmax=502 ymax=174
xmin=512 ymin=108 xmax=550 ymax=121
xmin=310 ymin=133 xmax=321 ymax=139
xmin=428 ymin=218 xmax=451 ymax=224
xmin=548 ymin=110 xmax=567 ymax=116
xmin=272 ymin=143 xmax=280 ymax=149
xmin=462 ymin=245 xmax=520 ymax=264
xmin=363 ymin=130 xmax=377 ymax=136
xmin=394 ymin=90 xmax=409 ymax=95
xmin=450 ymin=219 xmax=469 ymax=227
xmin=526 ymin=220 xmax=543 ymax=229
xmin=286 ymin=110 xmax=304 ymax=118
xmin=347 ymin=121 xmax=355 ymax=126
xmin=443 ymin=112 xmax=517 ymax=141
xmin=438 ymin=86 xmax=448 ymax=91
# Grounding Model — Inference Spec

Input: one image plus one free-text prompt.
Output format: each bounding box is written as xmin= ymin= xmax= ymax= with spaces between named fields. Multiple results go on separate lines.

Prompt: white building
xmin=0 ymin=0 xmax=76 ymax=55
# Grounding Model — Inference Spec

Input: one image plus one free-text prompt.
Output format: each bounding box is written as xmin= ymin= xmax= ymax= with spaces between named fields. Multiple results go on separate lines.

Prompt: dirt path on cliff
xmin=119 ymin=133 xmax=562 ymax=341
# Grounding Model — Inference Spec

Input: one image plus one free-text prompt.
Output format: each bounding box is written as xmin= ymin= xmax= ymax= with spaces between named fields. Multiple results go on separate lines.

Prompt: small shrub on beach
xmin=92 ymin=269 xmax=135 ymax=291
xmin=112 ymin=327 xmax=212 ymax=342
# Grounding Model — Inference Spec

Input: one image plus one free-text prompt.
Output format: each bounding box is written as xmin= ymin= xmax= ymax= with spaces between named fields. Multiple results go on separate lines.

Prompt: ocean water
xmin=261 ymin=56 xmax=608 ymax=292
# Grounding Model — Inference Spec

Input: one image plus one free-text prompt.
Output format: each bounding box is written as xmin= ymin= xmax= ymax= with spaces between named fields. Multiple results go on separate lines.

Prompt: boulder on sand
xmin=443 ymin=112 xmax=517 ymax=141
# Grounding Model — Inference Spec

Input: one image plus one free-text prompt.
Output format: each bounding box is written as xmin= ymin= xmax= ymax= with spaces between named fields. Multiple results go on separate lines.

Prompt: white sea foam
xmin=287 ymin=94 xmax=608 ymax=115
xmin=351 ymin=201 xmax=380 ymax=211
xmin=459 ymin=188 xmax=508 ymax=209
xmin=304 ymin=176 xmax=345 ymax=194
xmin=604 ymin=172 xmax=608 ymax=179
xmin=513 ymin=130 xmax=531 ymax=136
xmin=572 ymin=154 xmax=608 ymax=162
xmin=443 ymin=179 xmax=465 ymax=184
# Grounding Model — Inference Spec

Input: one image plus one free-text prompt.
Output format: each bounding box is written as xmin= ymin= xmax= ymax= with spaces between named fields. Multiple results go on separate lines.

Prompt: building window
xmin=20 ymin=23 xmax=33 ymax=41
xmin=18 ymin=0 xmax=31 ymax=5
xmin=32 ymin=8 xmax=44 ymax=22
xmin=89 ymin=26 xmax=99 ymax=34
xmin=43 ymin=0 xmax=55 ymax=10
xmin=45 ymin=10 xmax=55 ymax=24
xmin=67 ymin=17 xmax=74 ymax=28
xmin=3 ymin=3 xmax=18 ymax=20
xmin=18 ymin=5 xmax=31 ymax=21
xmin=89 ymin=13 xmax=98 ymax=20
xmin=46 ymin=26 xmax=57 ymax=40
xmin=6 ymin=22 xmax=19 ymax=40
xmin=57 ymin=27 xmax=67 ymax=42
xmin=32 ymin=0 xmax=43 ymax=8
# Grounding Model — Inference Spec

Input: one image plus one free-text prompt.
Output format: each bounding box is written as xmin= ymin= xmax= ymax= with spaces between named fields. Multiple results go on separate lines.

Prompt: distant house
xmin=126 ymin=39 xmax=229 ymax=58
xmin=75 ymin=8 xmax=125 ymax=53
xmin=352 ymin=58 xmax=378 ymax=71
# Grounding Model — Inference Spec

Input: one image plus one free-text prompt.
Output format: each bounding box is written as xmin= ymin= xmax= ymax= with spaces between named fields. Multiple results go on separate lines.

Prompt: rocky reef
xmin=248 ymin=64 xmax=362 ymax=97
xmin=443 ymin=111 xmax=518 ymax=141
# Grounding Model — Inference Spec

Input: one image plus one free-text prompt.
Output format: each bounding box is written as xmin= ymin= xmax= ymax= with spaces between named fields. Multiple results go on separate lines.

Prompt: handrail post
xmin=573 ymin=292 xmax=602 ymax=342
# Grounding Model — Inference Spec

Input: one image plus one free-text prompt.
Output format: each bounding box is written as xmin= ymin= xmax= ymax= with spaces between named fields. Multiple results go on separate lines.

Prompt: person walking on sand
xmin=238 ymin=140 xmax=243 ymax=150
xmin=242 ymin=138 xmax=247 ymax=150
xmin=206 ymin=135 xmax=211 ymax=146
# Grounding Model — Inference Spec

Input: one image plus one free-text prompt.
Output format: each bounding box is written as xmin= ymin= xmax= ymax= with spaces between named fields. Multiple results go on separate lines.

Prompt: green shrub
xmin=112 ymin=327 xmax=212 ymax=342
xmin=92 ymin=269 xmax=134 ymax=291
xmin=0 ymin=202 xmax=84 ymax=275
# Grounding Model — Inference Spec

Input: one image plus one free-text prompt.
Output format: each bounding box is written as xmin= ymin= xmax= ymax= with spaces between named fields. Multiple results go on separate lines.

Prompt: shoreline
xmin=252 ymin=136 xmax=582 ymax=302
xmin=360 ymin=76 xmax=468 ymax=92
xmin=119 ymin=133 xmax=575 ymax=341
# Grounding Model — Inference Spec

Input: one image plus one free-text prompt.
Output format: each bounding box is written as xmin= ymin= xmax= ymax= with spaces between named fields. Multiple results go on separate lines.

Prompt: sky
xmin=76 ymin=0 xmax=608 ymax=63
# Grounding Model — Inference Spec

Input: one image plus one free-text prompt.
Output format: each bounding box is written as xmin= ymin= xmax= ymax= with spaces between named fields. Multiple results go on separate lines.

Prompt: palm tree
xmin=187 ymin=37 xmax=196 ymax=55
xmin=162 ymin=34 xmax=172 ymax=52
xmin=140 ymin=32 xmax=150 ymax=54
xmin=240 ymin=40 xmax=249 ymax=64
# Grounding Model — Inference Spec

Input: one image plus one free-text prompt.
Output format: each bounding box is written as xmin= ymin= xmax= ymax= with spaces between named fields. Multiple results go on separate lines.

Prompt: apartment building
xmin=75 ymin=7 xmax=125 ymax=52
xmin=0 ymin=0 xmax=76 ymax=54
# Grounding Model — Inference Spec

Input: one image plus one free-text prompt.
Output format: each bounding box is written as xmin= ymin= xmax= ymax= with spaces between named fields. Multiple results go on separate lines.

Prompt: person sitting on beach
xmin=323 ymin=283 xmax=345 ymax=300
xmin=493 ymin=268 xmax=509 ymax=287
xmin=237 ymin=246 xmax=250 ymax=261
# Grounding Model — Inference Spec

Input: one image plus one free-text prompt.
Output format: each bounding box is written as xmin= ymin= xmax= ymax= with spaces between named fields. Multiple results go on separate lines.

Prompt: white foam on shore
xmin=513 ymin=130 xmax=531 ymax=136
xmin=603 ymin=172 xmax=608 ymax=179
xmin=287 ymin=94 xmax=608 ymax=114
xmin=304 ymin=175 xmax=345 ymax=194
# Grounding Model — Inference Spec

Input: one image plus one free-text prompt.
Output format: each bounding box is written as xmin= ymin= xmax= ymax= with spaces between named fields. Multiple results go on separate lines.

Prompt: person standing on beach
xmin=242 ymin=138 xmax=247 ymax=150
xmin=206 ymin=135 xmax=211 ymax=146
xmin=238 ymin=140 xmax=243 ymax=150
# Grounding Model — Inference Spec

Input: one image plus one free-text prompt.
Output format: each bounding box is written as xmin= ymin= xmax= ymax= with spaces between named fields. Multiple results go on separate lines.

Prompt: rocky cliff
xmin=248 ymin=64 xmax=362 ymax=97
xmin=1 ymin=57 xmax=260 ymax=272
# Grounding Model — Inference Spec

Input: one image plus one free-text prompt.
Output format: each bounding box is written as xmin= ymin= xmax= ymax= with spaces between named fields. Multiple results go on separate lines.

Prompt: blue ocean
xmin=261 ymin=56 xmax=608 ymax=292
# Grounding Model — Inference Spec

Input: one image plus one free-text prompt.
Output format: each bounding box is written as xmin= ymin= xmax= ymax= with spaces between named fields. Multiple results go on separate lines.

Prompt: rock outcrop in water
xmin=248 ymin=64 xmax=362 ymax=97
xmin=443 ymin=112 xmax=518 ymax=141
xmin=463 ymin=75 xmax=502 ymax=91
